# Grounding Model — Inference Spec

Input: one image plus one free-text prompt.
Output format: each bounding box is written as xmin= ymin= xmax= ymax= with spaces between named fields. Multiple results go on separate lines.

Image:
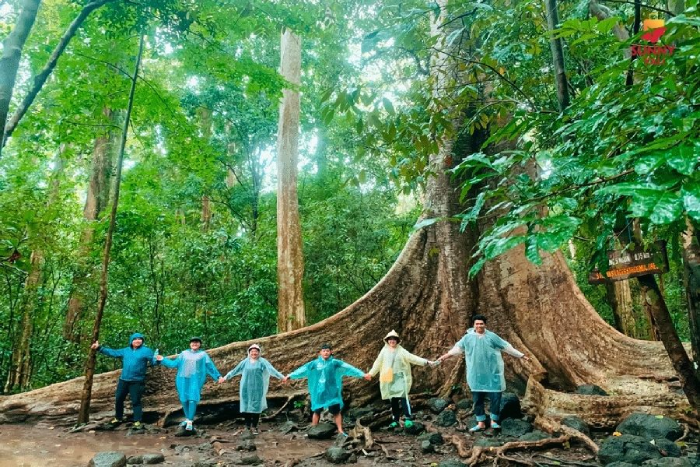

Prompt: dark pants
xmin=243 ymin=413 xmax=260 ymax=428
xmin=473 ymin=391 xmax=501 ymax=423
xmin=115 ymin=379 xmax=145 ymax=422
xmin=390 ymin=397 xmax=411 ymax=422
xmin=313 ymin=404 xmax=341 ymax=416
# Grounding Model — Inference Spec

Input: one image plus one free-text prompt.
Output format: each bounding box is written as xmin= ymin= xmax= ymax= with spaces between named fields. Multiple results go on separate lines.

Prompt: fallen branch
xmin=498 ymin=435 xmax=571 ymax=455
xmin=263 ymin=395 xmax=296 ymax=421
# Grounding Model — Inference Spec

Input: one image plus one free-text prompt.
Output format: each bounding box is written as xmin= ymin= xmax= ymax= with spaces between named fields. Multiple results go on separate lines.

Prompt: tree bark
xmin=544 ymin=0 xmax=570 ymax=111
xmin=0 ymin=0 xmax=690 ymax=427
xmin=78 ymin=35 xmax=144 ymax=423
xmin=605 ymin=281 xmax=639 ymax=338
xmin=276 ymin=28 xmax=306 ymax=333
xmin=2 ymin=0 xmax=115 ymax=144
xmin=0 ymin=0 xmax=42 ymax=158
xmin=682 ymin=222 xmax=700 ymax=378
xmin=63 ymin=107 xmax=117 ymax=343
xmin=637 ymin=274 xmax=700 ymax=410
xmin=4 ymin=147 xmax=64 ymax=393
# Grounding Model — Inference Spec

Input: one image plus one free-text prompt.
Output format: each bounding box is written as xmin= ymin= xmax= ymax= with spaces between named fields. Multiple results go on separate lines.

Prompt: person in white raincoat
xmin=223 ymin=344 xmax=284 ymax=434
xmin=368 ymin=330 xmax=434 ymax=428
xmin=436 ymin=315 xmax=529 ymax=432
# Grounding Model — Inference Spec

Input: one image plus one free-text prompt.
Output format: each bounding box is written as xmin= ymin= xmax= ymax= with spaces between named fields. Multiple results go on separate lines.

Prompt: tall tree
xmin=276 ymin=28 xmax=306 ymax=332
xmin=0 ymin=0 xmax=42 ymax=158
xmin=63 ymin=107 xmax=118 ymax=343
xmin=78 ymin=34 xmax=144 ymax=423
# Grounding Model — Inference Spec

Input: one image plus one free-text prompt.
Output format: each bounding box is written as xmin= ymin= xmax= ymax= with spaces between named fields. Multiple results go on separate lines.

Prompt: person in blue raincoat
xmin=223 ymin=343 xmax=284 ymax=434
xmin=283 ymin=344 xmax=369 ymax=436
xmin=91 ymin=332 xmax=155 ymax=429
xmin=436 ymin=315 xmax=529 ymax=432
xmin=156 ymin=337 xmax=224 ymax=432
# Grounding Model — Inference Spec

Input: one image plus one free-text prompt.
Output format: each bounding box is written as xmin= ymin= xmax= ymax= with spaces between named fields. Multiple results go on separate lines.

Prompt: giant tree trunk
xmin=605 ymin=281 xmax=641 ymax=338
xmin=0 ymin=0 xmax=690 ymax=428
xmin=683 ymin=223 xmax=700 ymax=375
xmin=0 ymin=0 xmax=42 ymax=158
xmin=276 ymin=28 xmax=306 ymax=333
xmin=63 ymin=107 xmax=116 ymax=343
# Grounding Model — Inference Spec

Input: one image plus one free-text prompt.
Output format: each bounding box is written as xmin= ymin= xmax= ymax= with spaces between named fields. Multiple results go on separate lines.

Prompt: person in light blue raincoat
xmin=436 ymin=315 xmax=529 ymax=432
xmin=91 ymin=332 xmax=155 ymax=429
xmin=156 ymin=337 xmax=224 ymax=432
xmin=283 ymin=344 xmax=368 ymax=436
xmin=223 ymin=343 xmax=284 ymax=433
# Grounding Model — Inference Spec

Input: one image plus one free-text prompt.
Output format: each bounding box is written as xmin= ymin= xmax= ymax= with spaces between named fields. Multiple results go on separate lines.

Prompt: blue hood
xmin=130 ymin=333 xmax=145 ymax=347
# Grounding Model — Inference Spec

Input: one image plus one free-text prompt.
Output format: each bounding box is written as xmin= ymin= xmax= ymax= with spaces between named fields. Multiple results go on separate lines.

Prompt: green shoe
xmin=132 ymin=421 xmax=143 ymax=430
xmin=109 ymin=418 xmax=123 ymax=425
xmin=389 ymin=421 xmax=399 ymax=428
xmin=404 ymin=420 xmax=414 ymax=428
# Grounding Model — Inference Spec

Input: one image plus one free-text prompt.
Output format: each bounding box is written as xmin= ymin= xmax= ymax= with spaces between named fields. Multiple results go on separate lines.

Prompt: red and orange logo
xmin=631 ymin=19 xmax=675 ymax=65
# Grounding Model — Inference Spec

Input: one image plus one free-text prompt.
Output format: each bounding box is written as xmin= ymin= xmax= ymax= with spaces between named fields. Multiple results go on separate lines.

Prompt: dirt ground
xmin=0 ymin=418 xmax=602 ymax=467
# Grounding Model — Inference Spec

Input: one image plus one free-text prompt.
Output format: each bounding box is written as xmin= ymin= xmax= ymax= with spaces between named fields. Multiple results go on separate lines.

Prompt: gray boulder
xmin=436 ymin=409 xmax=457 ymax=427
xmin=519 ymin=430 xmax=550 ymax=442
xmin=562 ymin=416 xmax=590 ymax=436
xmin=427 ymin=398 xmax=450 ymax=414
xmin=404 ymin=421 xmax=425 ymax=435
xmin=418 ymin=432 xmax=444 ymax=445
xmin=616 ymin=413 xmax=683 ymax=441
xmin=499 ymin=392 xmax=522 ymax=420
xmin=126 ymin=454 xmax=165 ymax=465
xmin=500 ymin=419 xmax=533 ymax=438
xmin=421 ymin=440 xmax=435 ymax=453
xmin=308 ymin=422 xmax=337 ymax=439
xmin=87 ymin=452 xmax=127 ymax=467
xmin=456 ymin=398 xmax=472 ymax=411
xmin=642 ymin=458 xmax=694 ymax=467
xmin=598 ymin=434 xmax=663 ymax=465
xmin=236 ymin=454 xmax=263 ymax=465
xmin=439 ymin=459 xmax=466 ymax=467
xmin=576 ymin=384 xmax=608 ymax=396
xmin=325 ymin=446 xmax=351 ymax=464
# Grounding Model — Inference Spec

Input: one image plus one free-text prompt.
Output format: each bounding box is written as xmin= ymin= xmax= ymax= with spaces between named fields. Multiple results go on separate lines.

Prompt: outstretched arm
xmin=224 ymin=360 xmax=246 ymax=381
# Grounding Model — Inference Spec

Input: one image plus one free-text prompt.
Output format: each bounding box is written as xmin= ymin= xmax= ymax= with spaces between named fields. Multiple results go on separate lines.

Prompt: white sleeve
xmin=447 ymin=344 xmax=464 ymax=356
xmin=502 ymin=345 xmax=524 ymax=358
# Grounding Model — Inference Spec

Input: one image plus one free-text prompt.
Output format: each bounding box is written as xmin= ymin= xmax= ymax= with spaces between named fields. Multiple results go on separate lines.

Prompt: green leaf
xmin=629 ymin=191 xmax=683 ymax=225
xmin=412 ymin=217 xmax=440 ymax=233
xmin=382 ymin=98 xmax=395 ymax=115
xmin=460 ymin=192 xmax=486 ymax=230
xmin=468 ymin=257 xmax=486 ymax=278
xmin=525 ymin=236 xmax=542 ymax=266
xmin=666 ymin=144 xmax=698 ymax=176
xmin=682 ymin=181 xmax=700 ymax=222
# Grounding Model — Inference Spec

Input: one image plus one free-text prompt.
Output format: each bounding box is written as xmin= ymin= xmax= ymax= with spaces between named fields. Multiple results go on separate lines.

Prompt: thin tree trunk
xmin=276 ymin=28 xmax=306 ymax=333
xmin=77 ymin=35 xmax=144 ymax=424
xmin=637 ymin=274 xmax=700 ymax=410
xmin=2 ymin=0 xmax=115 ymax=145
xmin=63 ymin=107 xmax=117 ymax=343
xmin=0 ymin=0 xmax=42 ymax=159
xmin=4 ymin=147 xmax=64 ymax=392
xmin=682 ymin=222 xmax=700 ymax=377
xmin=544 ymin=0 xmax=570 ymax=111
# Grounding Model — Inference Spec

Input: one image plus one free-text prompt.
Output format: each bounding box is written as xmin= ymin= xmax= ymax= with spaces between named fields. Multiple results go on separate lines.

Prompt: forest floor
xmin=0 ymin=403 xmax=697 ymax=467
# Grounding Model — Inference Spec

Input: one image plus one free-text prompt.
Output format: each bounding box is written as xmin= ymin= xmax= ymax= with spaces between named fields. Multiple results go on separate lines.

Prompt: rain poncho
xmin=159 ymin=349 xmax=221 ymax=403
xmin=289 ymin=356 xmax=365 ymax=411
xmin=368 ymin=345 xmax=428 ymax=400
xmin=449 ymin=329 xmax=524 ymax=392
xmin=98 ymin=333 xmax=155 ymax=382
xmin=224 ymin=357 xmax=284 ymax=413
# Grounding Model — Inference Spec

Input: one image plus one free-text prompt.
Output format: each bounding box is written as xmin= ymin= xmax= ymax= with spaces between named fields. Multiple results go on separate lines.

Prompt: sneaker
xmin=469 ymin=424 xmax=486 ymax=432
xmin=185 ymin=421 xmax=193 ymax=431
xmin=339 ymin=432 xmax=348 ymax=437
xmin=491 ymin=422 xmax=501 ymax=429
xmin=109 ymin=418 xmax=123 ymax=425
xmin=252 ymin=428 xmax=259 ymax=435
xmin=179 ymin=420 xmax=187 ymax=427
xmin=404 ymin=420 xmax=414 ymax=428
xmin=389 ymin=421 xmax=399 ymax=428
xmin=132 ymin=421 xmax=143 ymax=430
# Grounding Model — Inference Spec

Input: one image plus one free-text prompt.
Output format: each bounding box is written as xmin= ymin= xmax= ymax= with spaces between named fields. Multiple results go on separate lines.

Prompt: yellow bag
xmin=380 ymin=367 xmax=394 ymax=383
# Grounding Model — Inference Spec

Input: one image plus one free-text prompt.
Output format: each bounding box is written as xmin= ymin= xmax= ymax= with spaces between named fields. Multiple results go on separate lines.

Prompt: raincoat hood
xmin=383 ymin=330 xmax=400 ymax=343
xmin=130 ymin=333 xmax=145 ymax=347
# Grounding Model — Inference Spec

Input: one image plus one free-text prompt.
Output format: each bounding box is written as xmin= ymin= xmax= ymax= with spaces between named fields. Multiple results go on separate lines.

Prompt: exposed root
xmin=677 ymin=423 xmax=690 ymax=442
xmin=450 ymin=434 xmax=471 ymax=458
xmin=262 ymin=395 xmax=296 ymax=421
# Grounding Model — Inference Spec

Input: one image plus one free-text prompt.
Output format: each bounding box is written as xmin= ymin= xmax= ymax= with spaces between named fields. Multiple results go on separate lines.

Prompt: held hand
xmin=282 ymin=375 xmax=290 ymax=383
xmin=91 ymin=341 xmax=99 ymax=350
xmin=522 ymin=355 xmax=530 ymax=362
xmin=363 ymin=373 xmax=372 ymax=381
xmin=218 ymin=376 xmax=225 ymax=384
xmin=156 ymin=354 xmax=164 ymax=362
